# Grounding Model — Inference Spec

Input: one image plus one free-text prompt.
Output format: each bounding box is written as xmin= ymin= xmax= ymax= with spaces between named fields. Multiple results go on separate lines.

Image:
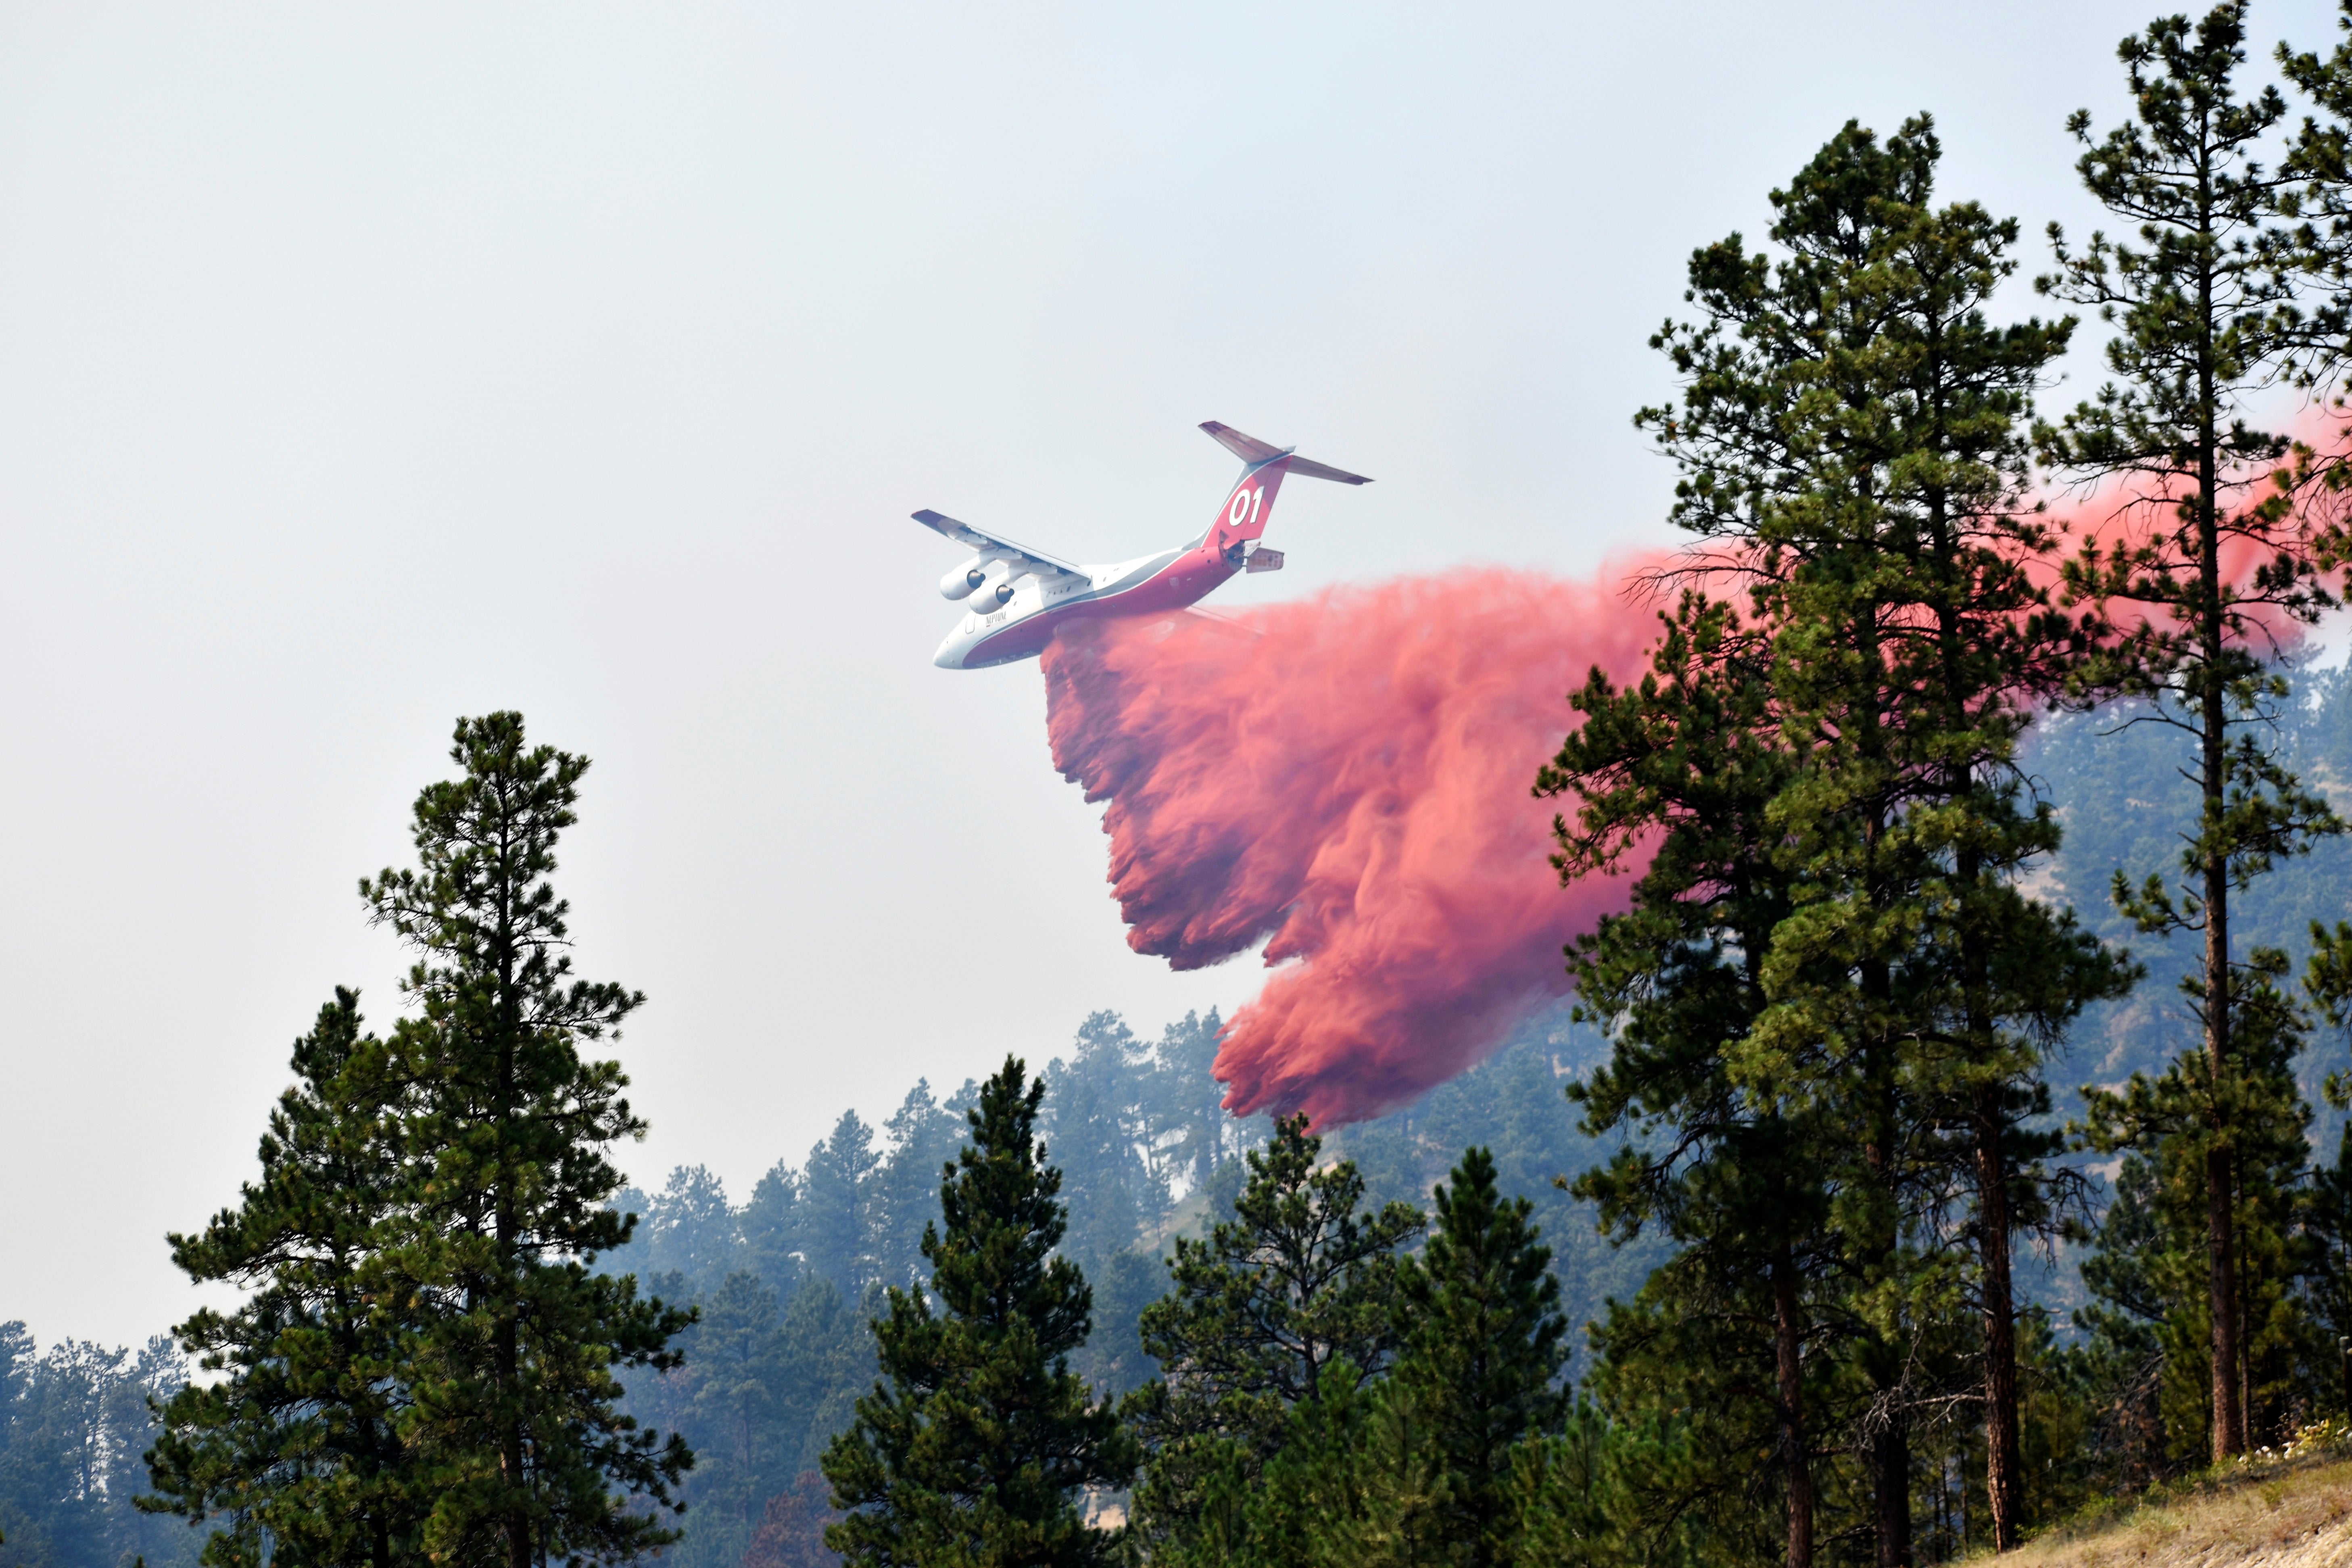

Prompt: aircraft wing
xmin=912 ymin=509 xmax=1084 ymax=577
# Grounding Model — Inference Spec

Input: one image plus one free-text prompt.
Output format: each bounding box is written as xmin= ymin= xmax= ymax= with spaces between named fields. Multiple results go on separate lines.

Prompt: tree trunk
xmin=497 ymin=861 xmax=533 ymax=1568
xmin=1774 ymin=1246 xmax=1815 ymax=1568
xmin=1864 ymin=1030 xmax=1911 ymax=1568
xmin=1872 ymin=1420 xmax=1912 ymax=1568
xmin=1974 ymin=1088 xmax=2021 ymax=1551
xmin=2191 ymin=173 xmax=2248 ymax=1465
xmin=2198 ymin=460 xmax=2245 ymax=1465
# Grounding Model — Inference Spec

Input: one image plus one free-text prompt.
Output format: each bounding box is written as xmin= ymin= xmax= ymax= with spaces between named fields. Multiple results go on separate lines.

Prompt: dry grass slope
xmin=2005 ymin=1456 xmax=2352 ymax=1568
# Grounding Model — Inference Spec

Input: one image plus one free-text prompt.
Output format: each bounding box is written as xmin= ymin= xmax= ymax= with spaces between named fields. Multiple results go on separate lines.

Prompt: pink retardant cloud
xmin=1039 ymin=566 xmax=1665 ymax=1127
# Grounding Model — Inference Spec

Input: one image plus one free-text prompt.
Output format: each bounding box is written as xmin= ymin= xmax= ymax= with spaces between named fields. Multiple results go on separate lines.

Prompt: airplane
xmin=919 ymin=422 xmax=1372 ymax=669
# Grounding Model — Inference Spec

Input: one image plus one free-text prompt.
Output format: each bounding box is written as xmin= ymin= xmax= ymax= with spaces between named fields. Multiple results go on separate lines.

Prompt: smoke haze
xmin=1041 ymin=566 xmax=1665 ymax=1126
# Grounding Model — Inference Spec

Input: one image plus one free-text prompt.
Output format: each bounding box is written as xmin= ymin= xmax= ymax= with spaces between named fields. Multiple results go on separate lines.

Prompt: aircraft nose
xmin=932 ymin=636 xmax=966 ymax=670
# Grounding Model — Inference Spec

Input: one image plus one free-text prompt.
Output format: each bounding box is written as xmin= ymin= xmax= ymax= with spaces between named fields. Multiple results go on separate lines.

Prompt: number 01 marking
xmin=1227 ymin=486 xmax=1263 ymax=528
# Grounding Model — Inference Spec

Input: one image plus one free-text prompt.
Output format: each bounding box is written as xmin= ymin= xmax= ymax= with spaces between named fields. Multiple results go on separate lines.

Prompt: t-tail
xmin=1198 ymin=421 xmax=1371 ymax=572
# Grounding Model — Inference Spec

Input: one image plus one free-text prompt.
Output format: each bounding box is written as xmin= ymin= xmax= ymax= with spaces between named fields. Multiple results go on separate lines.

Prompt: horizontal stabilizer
xmin=1199 ymin=422 xmax=1371 ymax=484
xmin=1286 ymin=456 xmax=1371 ymax=486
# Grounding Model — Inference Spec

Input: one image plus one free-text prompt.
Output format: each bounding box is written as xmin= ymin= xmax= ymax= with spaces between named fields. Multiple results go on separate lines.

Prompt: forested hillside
xmin=12 ymin=660 xmax=2352 ymax=1568
xmin=576 ymin=1004 xmax=1661 ymax=1568
xmin=0 ymin=1332 xmax=195 ymax=1568
xmin=2037 ymin=660 xmax=2352 ymax=1141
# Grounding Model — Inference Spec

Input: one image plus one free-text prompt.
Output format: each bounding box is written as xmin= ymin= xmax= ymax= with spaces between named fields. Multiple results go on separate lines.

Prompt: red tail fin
xmin=1197 ymin=423 xmax=1371 ymax=559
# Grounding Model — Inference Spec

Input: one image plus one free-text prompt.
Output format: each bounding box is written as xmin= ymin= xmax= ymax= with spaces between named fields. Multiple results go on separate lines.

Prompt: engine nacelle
xmin=939 ymin=556 xmax=989 ymax=601
xmin=975 ymin=574 xmax=1021 ymax=610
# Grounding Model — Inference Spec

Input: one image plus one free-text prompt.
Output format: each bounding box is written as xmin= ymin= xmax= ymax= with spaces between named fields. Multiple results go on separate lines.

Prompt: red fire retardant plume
xmin=1040 ymin=566 xmax=1667 ymax=1127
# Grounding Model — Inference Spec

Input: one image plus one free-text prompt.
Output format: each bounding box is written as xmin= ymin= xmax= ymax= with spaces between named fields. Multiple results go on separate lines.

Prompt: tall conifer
xmin=1390 ymin=1148 xmax=1566 ymax=1568
xmin=363 ymin=712 xmax=693 ymax=1568
xmin=1572 ymin=115 xmax=2129 ymax=1562
xmin=1543 ymin=592 xmax=1830 ymax=1568
xmin=148 ymin=714 xmax=691 ymax=1568
xmin=821 ymin=1056 xmax=1135 ymax=1568
xmin=2039 ymin=2 xmax=2339 ymax=1462
xmin=1735 ymin=121 xmax=2134 ymax=1551
xmin=1122 ymin=1114 xmax=1421 ymax=1555
xmin=146 ymin=992 xmax=422 ymax=1568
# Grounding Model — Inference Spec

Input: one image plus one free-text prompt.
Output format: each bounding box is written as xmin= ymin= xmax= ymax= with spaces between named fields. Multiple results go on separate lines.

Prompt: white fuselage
xmin=931 ymin=545 xmax=1198 ymax=669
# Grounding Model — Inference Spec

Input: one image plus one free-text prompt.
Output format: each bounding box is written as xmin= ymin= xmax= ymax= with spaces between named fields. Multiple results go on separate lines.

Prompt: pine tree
xmin=1045 ymin=1014 xmax=1161 ymax=1275
xmin=1390 ymin=1148 xmax=1566 ymax=1568
xmin=144 ymin=992 xmax=423 ymax=1568
xmin=2039 ymin=2 xmax=2340 ymax=1462
xmin=821 ymin=1056 xmax=1135 ymax=1568
xmin=776 ymin=1276 xmax=873 ymax=1477
xmin=1121 ymin=1114 xmax=1421 ymax=1555
xmin=647 ymin=1166 xmax=743 ymax=1290
xmin=1730 ymin=118 xmax=2134 ymax=1550
xmin=873 ymin=1080 xmax=967 ymax=1292
xmin=10 ymin=1330 xmax=189 ymax=1568
xmin=1542 ymin=590 xmax=1831 ymax=1568
xmin=743 ymin=1161 xmax=806 ymax=1299
xmin=802 ymin=1112 xmax=880 ymax=1297
xmin=1069 ymin=1250 xmax=1163 ymax=1405
xmin=676 ymin=1272 xmax=793 ymax=1560
xmin=1507 ymin=1403 xmax=1672 ymax=1568
xmin=1270 ymin=1370 xmax=1407 ymax=1568
xmin=361 ymin=712 xmax=693 ymax=1568
xmin=1148 ymin=1011 xmax=1231 ymax=1195
xmin=1576 ymin=115 xmax=2129 ymax=1560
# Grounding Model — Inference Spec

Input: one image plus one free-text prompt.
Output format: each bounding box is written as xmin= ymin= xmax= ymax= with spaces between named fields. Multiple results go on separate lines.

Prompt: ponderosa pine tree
xmin=2039 ymin=2 xmax=2341 ymax=1463
xmin=1728 ymin=119 xmax=2134 ymax=1553
xmin=1585 ymin=115 xmax=2129 ymax=1562
xmin=1149 ymin=1011 xmax=1231 ymax=1196
xmin=872 ymin=1079 xmax=967 ymax=1292
xmin=801 ymin=1111 xmax=881 ymax=1298
xmin=821 ymin=1056 xmax=1134 ymax=1568
xmin=674 ymin=1272 xmax=793 ymax=1559
xmin=1047 ymin=1013 xmax=1162 ymax=1276
xmin=1188 ymin=1362 xmax=1385 ymax=1568
xmin=1121 ymin=1114 xmax=1421 ymax=1560
xmin=1389 ymin=1148 xmax=1567 ymax=1568
xmin=362 ymin=712 xmax=693 ymax=1568
xmin=646 ymin=1166 xmax=742 ymax=1291
xmin=2075 ymin=980 xmax=2316 ymax=1459
xmin=144 ymin=991 xmax=422 ymax=1568
xmin=742 ymin=1162 xmax=807 ymax=1299
xmin=1542 ymin=591 xmax=1834 ymax=1568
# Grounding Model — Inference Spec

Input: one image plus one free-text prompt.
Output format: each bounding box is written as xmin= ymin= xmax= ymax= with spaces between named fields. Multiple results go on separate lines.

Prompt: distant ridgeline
xmin=2033 ymin=659 xmax=2352 ymax=1155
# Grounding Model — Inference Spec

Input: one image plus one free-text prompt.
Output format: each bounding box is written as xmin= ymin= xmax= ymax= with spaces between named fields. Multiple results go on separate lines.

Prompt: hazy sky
xmin=3 ymin=0 xmax=2339 ymax=1349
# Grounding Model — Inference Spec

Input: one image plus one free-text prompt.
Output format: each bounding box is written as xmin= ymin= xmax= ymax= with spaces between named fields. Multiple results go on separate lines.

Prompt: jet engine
xmin=939 ymin=556 xmax=989 ymax=600
xmin=974 ymin=572 xmax=1024 ymax=610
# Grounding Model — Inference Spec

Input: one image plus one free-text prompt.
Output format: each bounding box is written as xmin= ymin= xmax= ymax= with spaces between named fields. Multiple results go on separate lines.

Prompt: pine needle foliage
xmin=359 ymin=712 xmax=693 ymax=1568
xmin=1123 ymin=1113 xmax=1421 ymax=1551
xmin=147 ymin=714 xmax=693 ymax=1568
xmin=1390 ymin=1148 xmax=1567 ymax=1568
xmin=2041 ymin=1 xmax=2341 ymax=1463
xmin=821 ymin=1056 xmax=1135 ymax=1568
xmin=144 ymin=992 xmax=422 ymax=1568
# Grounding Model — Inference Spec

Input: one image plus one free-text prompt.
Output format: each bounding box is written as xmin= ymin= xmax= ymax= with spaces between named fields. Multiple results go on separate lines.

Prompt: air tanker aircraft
xmin=919 ymin=422 xmax=1371 ymax=669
